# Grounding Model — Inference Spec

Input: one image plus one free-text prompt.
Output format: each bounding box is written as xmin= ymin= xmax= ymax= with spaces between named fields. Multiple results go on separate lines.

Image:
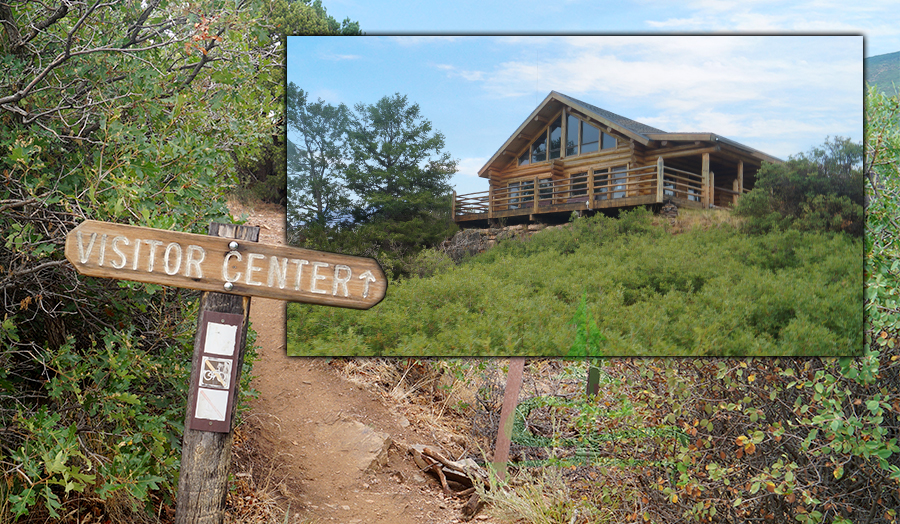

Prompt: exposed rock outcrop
xmin=442 ymin=223 xmax=568 ymax=261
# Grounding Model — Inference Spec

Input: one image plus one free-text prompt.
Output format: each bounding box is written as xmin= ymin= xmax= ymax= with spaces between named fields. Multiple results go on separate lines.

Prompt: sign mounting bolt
xmin=223 ymin=282 xmax=234 ymax=292
xmin=228 ymin=241 xmax=239 ymax=250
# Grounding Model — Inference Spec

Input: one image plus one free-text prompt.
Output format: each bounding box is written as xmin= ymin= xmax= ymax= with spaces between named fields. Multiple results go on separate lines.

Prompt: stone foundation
xmin=441 ymin=223 xmax=568 ymax=261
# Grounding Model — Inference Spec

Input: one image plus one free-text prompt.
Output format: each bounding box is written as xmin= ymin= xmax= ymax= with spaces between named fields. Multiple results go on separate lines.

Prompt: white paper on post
xmin=195 ymin=388 xmax=229 ymax=421
xmin=204 ymin=322 xmax=238 ymax=356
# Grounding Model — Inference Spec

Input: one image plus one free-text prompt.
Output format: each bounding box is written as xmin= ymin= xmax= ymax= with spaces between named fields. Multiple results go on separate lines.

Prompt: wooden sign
xmin=65 ymin=220 xmax=386 ymax=309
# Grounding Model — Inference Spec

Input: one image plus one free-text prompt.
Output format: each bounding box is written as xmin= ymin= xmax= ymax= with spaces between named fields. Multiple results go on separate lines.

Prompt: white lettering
xmin=246 ymin=253 xmax=265 ymax=286
xmin=332 ymin=265 xmax=351 ymax=297
xmin=310 ymin=262 xmax=329 ymax=294
xmin=291 ymin=259 xmax=309 ymax=291
xmin=131 ymin=238 xmax=141 ymax=270
xmin=110 ymin=236 xmax=129 ymax=269
xmin=267 ymin=256 xmax=288 ymax=289
xmin=164 ymin=242 xmax=182 ymax=276
xmin=144 ymin=240 xmax=163 ymax=272
xmin=185 ymin=245 xmax=205 ymax=278
xmin=223 ymin=251 xmax=242 ymax=282
xmin=97 ymin=234 xmax=108 ymax=266
xmin=76 ymin=231 xmax=97 ymax=264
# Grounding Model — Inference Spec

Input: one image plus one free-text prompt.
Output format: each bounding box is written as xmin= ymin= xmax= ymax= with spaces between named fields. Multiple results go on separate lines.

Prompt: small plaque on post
xmin=188 ymin=311 xmax=245 ymax=433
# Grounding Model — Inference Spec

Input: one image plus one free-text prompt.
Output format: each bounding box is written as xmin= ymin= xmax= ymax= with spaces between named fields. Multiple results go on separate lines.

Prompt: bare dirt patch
xmin=226 ymin=200 xmax=490 ymax=524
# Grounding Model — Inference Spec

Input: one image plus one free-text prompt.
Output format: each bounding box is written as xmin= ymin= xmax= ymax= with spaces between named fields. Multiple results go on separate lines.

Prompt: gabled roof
xmin=478 ymin=91 xmax=780 ymax=178
xmin=555 ymin=92 xmax=665 ymax=136
xmin=478 ymin=91 xmax=663 ymax=177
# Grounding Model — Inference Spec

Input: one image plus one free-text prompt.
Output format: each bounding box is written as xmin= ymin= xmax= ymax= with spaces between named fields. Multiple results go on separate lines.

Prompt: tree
xmin=271 ymin=0 xmax=361 ymax=35
xmin=230 ymin=0 xmax=362 ymax=206
xmin=735 ymin=136 xmax=864 ymax=236
xmin=0 ymin=1 xmax=289 ymax=519
xmin=286 ymin=82 xmax=353 ymax=226
xmin=345 ymin=93 xmax=458 ymax=224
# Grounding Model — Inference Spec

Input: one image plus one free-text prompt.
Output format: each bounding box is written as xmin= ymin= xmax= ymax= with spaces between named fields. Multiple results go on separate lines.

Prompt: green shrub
xmin=735 ymin=137 xmax=864 ymax=237
xmin=287 ymin=213 xmax=861 ymax=357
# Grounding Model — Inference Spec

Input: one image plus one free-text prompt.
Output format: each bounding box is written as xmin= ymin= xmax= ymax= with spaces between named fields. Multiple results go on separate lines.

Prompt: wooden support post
xmin=701 ymin=153 xmax=710 ymax=208
xmin=656 ymin=156 xmax=664 ymax=203
xmin=493 ymin=357 xmax=525 ymax=483
xmin=732 ymin=179 xmax=740 ymax=206
xmin=175 ymin=223 xmax=259 ymax=524
xmin=451 ymin=190 xmax=456 ymax=218
xmin=709 ymin=171 xmax=715 ymax=208
xmin=533 ymin=176 xmax=539 ymax=213
xmin=587 ymin=171 xmax=594 ymax=210
xmin=737 ymin=160 xmax=744 ymax=194
xmin=488 ymin=186 xmax=494 ymax=219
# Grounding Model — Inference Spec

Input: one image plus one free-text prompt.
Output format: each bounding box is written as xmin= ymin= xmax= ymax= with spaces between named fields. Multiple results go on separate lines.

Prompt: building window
xmin=539 ymin=179 xmax=554 ymax=203
xmin=548 ymin=117 xmax=562 ymax=160
xmin=602 ymin=132 xmax=616 ymax=150
xmin=531 ymin=133 xmax=547 ymax=163
xmin=519 ymin=110 xmax=618 ymax=167
xmin=594 ymin=168 xmax=609 ymax=201
xmin=581 ymin=122 xmax=600 ymax=154
xmin=566 ymin=114 xmax=579 ymax=156
xmin=571 ymin=172 xmax=588 ymax=197
xmin=611 ymin=166 xmax=627 ymax=199
xmin=507 ymin=181 xmax=520 ymax=209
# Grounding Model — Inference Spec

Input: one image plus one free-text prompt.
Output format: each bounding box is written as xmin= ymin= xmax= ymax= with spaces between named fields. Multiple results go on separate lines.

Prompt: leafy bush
xmin=0 ymin=1 xmax=274 ymax=519
xmin=736 ymin=137 xmax=864 ymax=236
xmin=287 ymin=210 xmax=861 ymax=357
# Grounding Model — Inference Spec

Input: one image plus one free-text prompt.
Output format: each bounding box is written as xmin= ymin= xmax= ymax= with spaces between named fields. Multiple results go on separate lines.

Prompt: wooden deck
xmin=453 ymin=157 xmax=744 ymax=224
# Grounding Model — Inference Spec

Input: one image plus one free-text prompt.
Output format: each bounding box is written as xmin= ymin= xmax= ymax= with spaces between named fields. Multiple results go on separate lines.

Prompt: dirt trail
xmin=229 ymin=202 xmax=477 ymax=524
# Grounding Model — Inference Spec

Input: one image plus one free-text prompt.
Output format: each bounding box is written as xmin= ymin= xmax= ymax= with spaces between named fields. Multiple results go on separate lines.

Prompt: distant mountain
xmin=866 ymin=51 xmax=900 ymax=97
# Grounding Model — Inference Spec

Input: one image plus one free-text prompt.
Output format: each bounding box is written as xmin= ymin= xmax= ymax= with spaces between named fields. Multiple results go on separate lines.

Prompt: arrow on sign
xmin=358 ymin=270 xmax=376 ymax=299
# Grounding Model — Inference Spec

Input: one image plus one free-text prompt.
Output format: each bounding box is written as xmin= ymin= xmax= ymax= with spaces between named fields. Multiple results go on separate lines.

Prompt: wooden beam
xmin=701 ymin=153 xmax=710 ymax=208
xmin=645 ymin=133 xmax=714 ymax=142
xmin=587 ymin=170 xmax=594 ymax=210
xmin=488 ymin=186 xmax=494 ymax=219
xmin=737 ymin=160 xmax=744 ymax=193
xmin=656 ymin=156 xmax=664 ymax=203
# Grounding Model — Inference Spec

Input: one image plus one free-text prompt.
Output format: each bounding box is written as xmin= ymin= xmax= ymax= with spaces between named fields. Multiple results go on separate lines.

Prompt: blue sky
xmin=286 ymin=2 xmax=890 ymax=197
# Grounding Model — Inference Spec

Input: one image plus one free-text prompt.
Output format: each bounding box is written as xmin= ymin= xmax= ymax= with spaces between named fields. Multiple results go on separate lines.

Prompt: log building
xmin=453 ymin=91 xmax=781 ymax=225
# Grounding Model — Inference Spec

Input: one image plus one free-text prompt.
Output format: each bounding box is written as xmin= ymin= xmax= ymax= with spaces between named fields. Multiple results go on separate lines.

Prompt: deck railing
xmin=452 ymin=156 xmax=738 ymax=220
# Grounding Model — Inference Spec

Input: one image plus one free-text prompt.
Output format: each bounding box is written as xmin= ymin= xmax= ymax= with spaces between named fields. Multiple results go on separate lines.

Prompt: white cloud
xmin=434 ymin=64 xmax=485 ymax=81
xmin=453 ymin=36 xmax=861 ymax=157
xmin=456 ymin=157 xmax=489 ymax=177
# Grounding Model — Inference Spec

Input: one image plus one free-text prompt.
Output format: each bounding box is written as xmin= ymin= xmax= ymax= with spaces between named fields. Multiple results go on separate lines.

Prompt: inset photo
xmin=285 ymin=35 xmax=863 ymax=357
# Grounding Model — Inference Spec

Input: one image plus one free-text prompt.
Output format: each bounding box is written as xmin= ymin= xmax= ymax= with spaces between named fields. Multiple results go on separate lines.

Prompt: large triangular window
xmin=520 ymin=109 xmax=616 ymax=166
xmin=566 ymin=113 xmax=616 ymax=157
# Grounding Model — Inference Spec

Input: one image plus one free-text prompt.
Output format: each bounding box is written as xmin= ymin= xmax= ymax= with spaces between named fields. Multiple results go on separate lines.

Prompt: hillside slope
xmin=867 ymin=51 xmax=900 ymax=96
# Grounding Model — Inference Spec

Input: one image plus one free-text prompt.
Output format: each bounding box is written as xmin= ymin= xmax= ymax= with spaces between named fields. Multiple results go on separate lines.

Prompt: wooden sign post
xmin=493 ymin=357 xmax=525 ymax=483
xmin=175 ymin=223 xmax=257 ymax=524
xmin=65 ymin=220 xmax=387 ymax=524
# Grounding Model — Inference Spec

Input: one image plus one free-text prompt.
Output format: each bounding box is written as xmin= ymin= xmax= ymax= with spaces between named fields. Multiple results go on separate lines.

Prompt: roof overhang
xmin=645 ymin=133 xmax=782 ymax=165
